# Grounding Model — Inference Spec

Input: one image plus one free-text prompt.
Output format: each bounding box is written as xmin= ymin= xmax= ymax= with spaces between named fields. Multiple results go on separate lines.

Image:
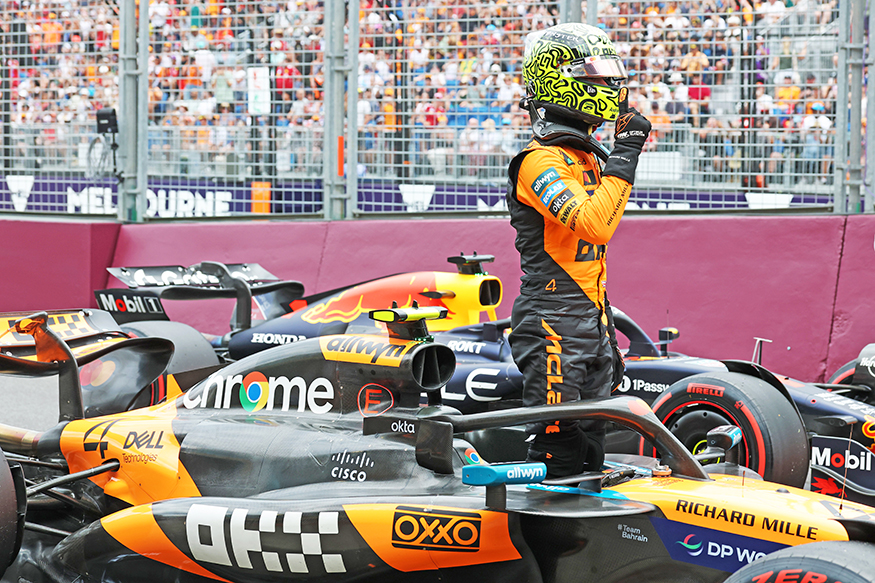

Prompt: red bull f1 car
xmin=2 ymin=307 xmax=875 ymax=583
xmin=95 ymin=257 xmax=875 ymax=506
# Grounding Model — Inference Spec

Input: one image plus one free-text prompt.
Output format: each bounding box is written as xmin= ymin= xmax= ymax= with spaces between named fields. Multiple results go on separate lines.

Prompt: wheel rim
xmin=667 ymin=407 xmax=750 ymax=464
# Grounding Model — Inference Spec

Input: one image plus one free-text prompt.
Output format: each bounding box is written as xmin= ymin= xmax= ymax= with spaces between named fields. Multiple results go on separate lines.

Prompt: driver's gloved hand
xmin=602 ymin=87 xmax=651 ymax=185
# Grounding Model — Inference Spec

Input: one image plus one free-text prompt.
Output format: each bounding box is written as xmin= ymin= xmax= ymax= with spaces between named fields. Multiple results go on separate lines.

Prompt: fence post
xmin=833 ymin=0 xmax=849 ymax=213
xmin=118 ymin=0 xmax=144 ymax=222
xmin=846 ymin=0 xmax=865 ymax=212
xmin=347 ymin=0 xmax=360 ymax=215
xmin=322 ymin=0 xmax=349 ymax=220
xmin=867 ymin=0 xmax=875 ymax=212
xmin=558 ymin=0 xmax=576 ymax=24
xmin=586 ymin=0 xmax=598 ymax=25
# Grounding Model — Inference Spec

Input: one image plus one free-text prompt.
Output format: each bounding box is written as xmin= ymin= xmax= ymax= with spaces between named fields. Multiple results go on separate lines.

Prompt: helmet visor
xmin=565 ymin=55 xmax=627 ymax=80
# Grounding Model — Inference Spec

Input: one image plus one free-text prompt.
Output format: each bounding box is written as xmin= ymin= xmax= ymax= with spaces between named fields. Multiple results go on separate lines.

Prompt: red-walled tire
xmin=724 ymin=541 xmax=875 ymax=583
xmin=648 ymin=372 xmax=809 ymax=488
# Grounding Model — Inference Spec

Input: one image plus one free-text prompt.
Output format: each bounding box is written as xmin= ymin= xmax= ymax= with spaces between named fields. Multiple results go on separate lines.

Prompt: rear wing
xmin=0 ymin=309 xmax=122 ymax=356
xmin=96 ymin=261 xmax=305 ymax=329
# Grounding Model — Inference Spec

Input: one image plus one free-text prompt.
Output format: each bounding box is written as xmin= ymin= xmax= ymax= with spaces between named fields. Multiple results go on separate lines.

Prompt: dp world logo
xmin=677 ymin=534 xmax=703 ymax=556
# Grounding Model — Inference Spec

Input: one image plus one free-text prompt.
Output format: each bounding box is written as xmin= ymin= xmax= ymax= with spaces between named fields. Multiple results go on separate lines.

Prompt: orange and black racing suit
xmin=507 ymin=137 xmax=632 ymax=477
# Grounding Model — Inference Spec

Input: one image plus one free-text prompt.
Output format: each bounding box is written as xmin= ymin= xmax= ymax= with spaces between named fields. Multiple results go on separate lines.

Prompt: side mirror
xmin=694 ymin=424 xmax=742 ymax=466
xmin=658 ymin=327 xmax=679 ymax=357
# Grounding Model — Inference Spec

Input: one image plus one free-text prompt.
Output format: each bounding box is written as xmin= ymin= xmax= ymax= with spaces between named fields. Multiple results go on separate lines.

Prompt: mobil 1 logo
xmin=94 ymin=288 xmax=167 ymax=323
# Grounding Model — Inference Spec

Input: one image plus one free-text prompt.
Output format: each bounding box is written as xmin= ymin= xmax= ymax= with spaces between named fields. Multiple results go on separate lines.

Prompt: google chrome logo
xmin=240 ymin=371 xmax=270 ymax=412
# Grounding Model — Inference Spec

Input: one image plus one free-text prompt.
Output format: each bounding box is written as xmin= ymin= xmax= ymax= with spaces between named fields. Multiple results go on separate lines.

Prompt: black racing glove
xmin=602 ymin=87 xmax=651 ymax=185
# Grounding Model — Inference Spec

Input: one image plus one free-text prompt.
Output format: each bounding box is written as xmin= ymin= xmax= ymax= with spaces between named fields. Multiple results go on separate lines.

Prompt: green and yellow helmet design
xmin=523 ymin=23 xmax=627 ymax=126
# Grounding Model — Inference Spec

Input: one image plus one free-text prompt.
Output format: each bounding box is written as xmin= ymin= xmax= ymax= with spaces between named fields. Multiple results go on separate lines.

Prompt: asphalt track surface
xmin=0 ymin=376 xmax=59 ymax=432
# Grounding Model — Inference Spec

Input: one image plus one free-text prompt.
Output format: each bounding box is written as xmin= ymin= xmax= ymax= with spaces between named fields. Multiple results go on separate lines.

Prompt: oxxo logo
xmin=183 ymin=372 xmax=335 ymax=414
xmin=391 ymin=507 xmax=481 ymax=552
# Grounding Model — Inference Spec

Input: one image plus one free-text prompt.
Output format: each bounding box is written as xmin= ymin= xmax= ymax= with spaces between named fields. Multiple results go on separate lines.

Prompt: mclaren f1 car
xmin=93 ymin=258 xmax=875 ymax=506
xmin=2 ymin=307 xmax=875 ymax=583
xmin=432 ymin=309 xmax=875 ymax=508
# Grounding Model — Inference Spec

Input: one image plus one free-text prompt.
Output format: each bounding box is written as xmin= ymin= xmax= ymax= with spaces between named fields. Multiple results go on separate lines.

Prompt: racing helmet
xmin=522 ymin=23 xmax=627 ymax=127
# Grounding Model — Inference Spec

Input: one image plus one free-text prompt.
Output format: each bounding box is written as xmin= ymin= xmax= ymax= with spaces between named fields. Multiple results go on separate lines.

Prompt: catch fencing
xmin=0 ymin=0 xmax=867 ymax=219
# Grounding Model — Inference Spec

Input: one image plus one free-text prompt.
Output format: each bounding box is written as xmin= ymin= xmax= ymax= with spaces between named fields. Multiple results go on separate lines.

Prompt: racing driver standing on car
xmin=507 ymin=23 xmax=650 ymax=478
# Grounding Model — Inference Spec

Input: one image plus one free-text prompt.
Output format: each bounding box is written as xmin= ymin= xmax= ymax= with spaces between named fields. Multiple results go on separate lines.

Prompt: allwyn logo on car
xmin=183 ymin=372 xmax=335 ymax=414
xmin=391 ymin=507 xmax=481 ymax=552
xmin=320 ymin=335 xmax=415 ymax=366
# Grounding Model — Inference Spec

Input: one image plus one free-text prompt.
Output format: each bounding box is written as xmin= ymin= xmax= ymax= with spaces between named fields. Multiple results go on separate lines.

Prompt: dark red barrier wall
xmin=0 ymin=219 xmax=119 ymax=312
xmin=2 ymin=214 xmax=872 ymax=382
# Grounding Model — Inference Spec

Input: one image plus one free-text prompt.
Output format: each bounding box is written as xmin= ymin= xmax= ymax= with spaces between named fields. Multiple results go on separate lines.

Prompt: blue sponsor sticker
xmin=650 ymin=518 xmax=785 ymax=573
xmin=531 ymin=168 xmax=561 ymax=197
xmin=539 ymin=180 xmax=568 ymax=207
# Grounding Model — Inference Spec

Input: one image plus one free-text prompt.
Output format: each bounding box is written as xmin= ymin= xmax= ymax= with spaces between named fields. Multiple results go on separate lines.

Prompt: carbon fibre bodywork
xmin=92 ymin=259 xmax=875 ymax=506
xmin=3 ymin=309 xmax=875 ymax=583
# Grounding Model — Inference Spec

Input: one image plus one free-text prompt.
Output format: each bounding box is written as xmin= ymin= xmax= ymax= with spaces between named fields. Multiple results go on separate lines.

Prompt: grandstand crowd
xmin=0 ymin=0 xmax=841 ymax=181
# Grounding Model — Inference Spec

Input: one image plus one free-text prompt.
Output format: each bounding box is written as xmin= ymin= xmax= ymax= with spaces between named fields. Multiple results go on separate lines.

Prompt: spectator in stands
xmin=680 ymin=43 xmax=709 ymax=75
xmin=647 ymin=101 xmax=672 ymax=151
xmin=687 ymin=73 xmax=711 ymax=128
xmin=458 ymin=117 xmax=484 ymax=175
xmin=775 ymin=72 xmax=802 ymax=117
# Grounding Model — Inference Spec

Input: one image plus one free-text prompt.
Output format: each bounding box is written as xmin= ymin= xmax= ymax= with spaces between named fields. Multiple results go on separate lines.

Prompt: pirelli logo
xmin=391 ymin=507 xmax=481 ymax=552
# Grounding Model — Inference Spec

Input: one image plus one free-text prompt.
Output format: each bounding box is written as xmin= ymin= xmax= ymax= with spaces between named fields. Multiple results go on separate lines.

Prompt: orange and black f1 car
xmin=94 ymin=257 xmax=875 ymax=509
xmin=2 ymin=308 xmax=875 ymax=582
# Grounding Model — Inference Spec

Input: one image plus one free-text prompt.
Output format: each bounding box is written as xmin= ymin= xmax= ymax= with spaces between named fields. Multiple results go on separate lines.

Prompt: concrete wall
xmin=4 ymin=214 xmax=873 ymax=382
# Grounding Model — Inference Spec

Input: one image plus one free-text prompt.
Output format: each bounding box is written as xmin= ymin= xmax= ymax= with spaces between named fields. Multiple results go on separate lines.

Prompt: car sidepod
xmin=51 ymin=497 xmax=540 ymax=583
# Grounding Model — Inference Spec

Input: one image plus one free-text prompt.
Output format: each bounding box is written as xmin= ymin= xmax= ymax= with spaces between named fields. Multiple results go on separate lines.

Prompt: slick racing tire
xmin=723 ymin=541 xmax=875 ymax=583
xmin=648 ymin=372 xmax=809 ymax=488
xmin=0 ymin=449 xmax=24 ymax=577
xmin=121 ymin=321 xmax=219 ymax=373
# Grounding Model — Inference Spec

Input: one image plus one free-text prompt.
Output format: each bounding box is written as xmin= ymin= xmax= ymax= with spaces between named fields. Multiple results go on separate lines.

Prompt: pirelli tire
xmin=120 ymin=321 xmax=220 ymax=374
xmin=648 ymin=372 xmax=809 ymax=488
xmin=0 ymin=449 xmax=25 ymax=577
xmin=723 ymin=541 xmax=875 ymax=583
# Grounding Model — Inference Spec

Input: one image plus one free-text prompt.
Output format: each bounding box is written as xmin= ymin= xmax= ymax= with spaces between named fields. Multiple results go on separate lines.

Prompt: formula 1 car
xmin=827 ymin=343 xmax=875 ymax=401
xmin=433 ymin=309 xmax=875 ymax=508
xmin=94 ymin=258 xmax=875 ymax=505
xmin=94 ymin=254 xmax=503 ymax=362
xmin=2 ymin=307 xmax=875 ymax=583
